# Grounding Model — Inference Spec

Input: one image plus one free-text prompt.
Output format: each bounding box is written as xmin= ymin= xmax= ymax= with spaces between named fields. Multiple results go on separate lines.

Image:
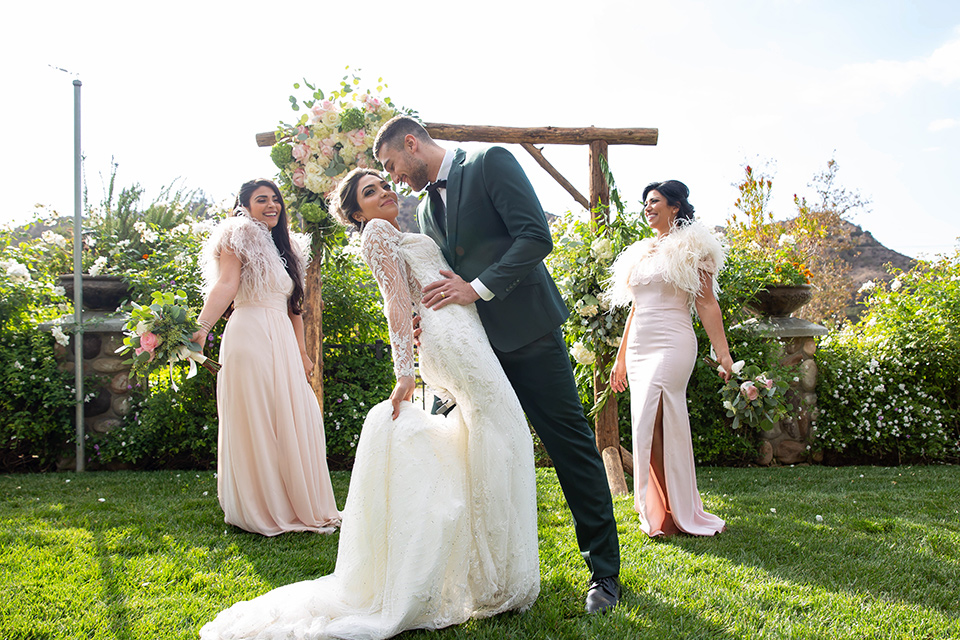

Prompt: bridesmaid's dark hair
xmin=329 ymin=168 xmax=386 ymax=232
xmin=235 ymin=178 xmax=304 ymax=315
xmin=643 ymin=180 xmax=695 ymax=226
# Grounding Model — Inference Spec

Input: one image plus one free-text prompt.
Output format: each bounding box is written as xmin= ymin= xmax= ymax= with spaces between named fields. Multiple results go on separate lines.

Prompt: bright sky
xmin=3 ymin=0 xmax=958 ymax=260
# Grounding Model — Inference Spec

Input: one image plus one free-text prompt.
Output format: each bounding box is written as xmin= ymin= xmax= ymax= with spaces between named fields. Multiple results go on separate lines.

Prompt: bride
xmin=199 ymin=168 xmax=539 ymax=639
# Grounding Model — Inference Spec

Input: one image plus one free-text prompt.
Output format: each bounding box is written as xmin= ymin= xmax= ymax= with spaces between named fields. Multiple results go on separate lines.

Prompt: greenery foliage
xmin=0 ymin=220 xmax=77 ymax=471
xmin=815 ymin=251 xmax=960 ymax=462
xmin=318 ymin=239 xmax=392 ymax=461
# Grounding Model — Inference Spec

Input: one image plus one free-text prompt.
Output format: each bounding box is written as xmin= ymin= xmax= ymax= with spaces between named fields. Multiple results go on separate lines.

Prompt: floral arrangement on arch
xmin=546 ymin=199 xmax=651 ymax=408
xmin=269 ymin=70 xmax=416 ymax=251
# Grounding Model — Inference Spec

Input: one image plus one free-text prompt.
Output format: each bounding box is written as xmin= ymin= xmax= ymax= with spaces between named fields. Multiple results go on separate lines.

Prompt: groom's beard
xmin=407 ymin=155 xmax=430 ymax=192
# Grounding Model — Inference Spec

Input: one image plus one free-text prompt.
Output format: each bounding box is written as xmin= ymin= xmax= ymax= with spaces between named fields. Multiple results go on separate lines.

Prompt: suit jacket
xmin=417 ymin=146 xmax=569 ymax=352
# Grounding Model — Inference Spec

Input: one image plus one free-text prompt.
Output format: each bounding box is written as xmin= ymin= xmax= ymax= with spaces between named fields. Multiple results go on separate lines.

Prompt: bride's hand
xmin=390 ymin=376 xmax=416 ymax=420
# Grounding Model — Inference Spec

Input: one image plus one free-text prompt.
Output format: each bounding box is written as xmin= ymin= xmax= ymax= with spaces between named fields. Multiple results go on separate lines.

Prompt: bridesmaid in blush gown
xmin=192 ymin=178 xmax=340 ymax=537
xmin=607 ymin=180 xmax=733 ymax=537
xmin=199 ymin=169 xmax=538 ymax=639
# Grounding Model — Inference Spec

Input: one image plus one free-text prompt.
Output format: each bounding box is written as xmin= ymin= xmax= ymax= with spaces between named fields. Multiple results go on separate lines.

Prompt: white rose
xmin=590 ymin=238 xmax=614 ymax=261
xmin=570 ymin=342 xmax=596 ymax=366
xmin=578 ymin=304 xmax=599 ymax=318
xmin=51 ymin=325 xmax=70 ymax=347
xmin=6 ymin=262 xmax=31 ymax=283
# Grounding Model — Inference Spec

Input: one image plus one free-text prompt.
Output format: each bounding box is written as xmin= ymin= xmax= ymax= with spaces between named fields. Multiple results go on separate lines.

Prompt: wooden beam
xmin=521 ymin=143 xmax=589 ymax=210
xmin=256 ymin=123 xmax=658 ymax=148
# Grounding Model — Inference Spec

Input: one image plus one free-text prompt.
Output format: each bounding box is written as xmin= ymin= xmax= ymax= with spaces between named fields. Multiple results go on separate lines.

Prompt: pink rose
xmin=740 ymin=381 xmax=759 ymax=401
xmin=139 ymin=331 xmax=160 ymax=354
xmin=134 ymin=346 xmax=154 ymax=362
xmin=292 ymin=143 xmax=310 ymax=163
xmin=320 ymin=137 xmax=336 ymax=159
xmin=346 ymin=129 xmax=366 ymax=147
xmin=764 ymin=378 xmax=774 ymax=390
xmin=365 ymin=97 xmax=382 ymax=112
xmin=292 ymin=167 xmax=306 ymax=188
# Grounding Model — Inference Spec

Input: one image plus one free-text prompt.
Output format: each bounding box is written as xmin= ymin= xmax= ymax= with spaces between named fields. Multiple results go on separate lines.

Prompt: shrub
xmin=0 ymin=228 xmax=77 ymax=471
xmin=815 ymin=251 xmax=960 ymax=462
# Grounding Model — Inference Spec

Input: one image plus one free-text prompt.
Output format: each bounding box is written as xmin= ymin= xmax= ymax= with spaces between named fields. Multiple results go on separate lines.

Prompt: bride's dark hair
xmin=235 ymin=178 xmax=305 ymax=315
xmin=329 ymin=168 xmax=385 ymax=232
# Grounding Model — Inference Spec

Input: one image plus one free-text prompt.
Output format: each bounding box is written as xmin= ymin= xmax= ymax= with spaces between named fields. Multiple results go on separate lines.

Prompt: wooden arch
xmin=256 ymin=123 xmax=659 ymax=496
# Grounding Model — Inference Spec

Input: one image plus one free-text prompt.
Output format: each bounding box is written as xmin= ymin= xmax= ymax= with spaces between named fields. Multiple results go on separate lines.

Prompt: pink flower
xmin=292 ymin=143 xmax=310 ymax=163
xmin=134 ymin=346 xmax=155 ymax=362
xmin=356 ymin=156 xmax=369 ymax=169
xmin=346 ymin=128 xmax=366 ymax=147
xmin=139 ymin=331 xmax=160 ymax=354
xmin=292 ymin=167 xmax=306 ymax=188
xmin=740 ymin=381 xmax=759 ymax=401
xmin=764 ymin=378 xmax=774 ymax=390
xmin=320 ymin=137 xmax=336 ymax=159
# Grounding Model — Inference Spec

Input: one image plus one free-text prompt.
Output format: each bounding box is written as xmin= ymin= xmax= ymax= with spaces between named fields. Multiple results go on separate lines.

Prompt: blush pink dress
xmin=611 ymin=222 xmax=725 ymax=537
xmin=204 ymin=216 xmax=340 ymax=536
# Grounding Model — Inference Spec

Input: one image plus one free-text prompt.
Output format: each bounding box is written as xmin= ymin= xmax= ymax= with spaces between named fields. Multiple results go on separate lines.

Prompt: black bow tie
xmin=425 ymin=179 xmax=447 ymax=193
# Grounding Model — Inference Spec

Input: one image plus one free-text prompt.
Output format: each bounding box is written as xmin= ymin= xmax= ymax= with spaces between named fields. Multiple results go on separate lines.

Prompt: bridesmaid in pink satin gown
xmin=191 ymin=179 xmax=340 ymax=536
xmin=608 ymin=180 xmax=733 ymax=537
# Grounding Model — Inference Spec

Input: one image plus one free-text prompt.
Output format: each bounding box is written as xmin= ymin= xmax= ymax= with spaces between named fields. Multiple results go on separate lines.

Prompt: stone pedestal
xmin=42 ymin=312 xmax=134 ymax=436
xmin=733 ymin=316 xmax=827 ymax=466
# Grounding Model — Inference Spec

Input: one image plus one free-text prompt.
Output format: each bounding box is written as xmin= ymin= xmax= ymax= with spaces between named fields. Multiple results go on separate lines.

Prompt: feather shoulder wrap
xmin=201 ymin=216 xmax=312 ymax=302
xmin=606 ymin=221 xmax=725 ymax=311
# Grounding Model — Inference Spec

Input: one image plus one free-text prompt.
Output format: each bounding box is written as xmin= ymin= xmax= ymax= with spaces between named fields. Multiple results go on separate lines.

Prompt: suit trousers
xmin=492 ymin=327 xmax=620 ymax=580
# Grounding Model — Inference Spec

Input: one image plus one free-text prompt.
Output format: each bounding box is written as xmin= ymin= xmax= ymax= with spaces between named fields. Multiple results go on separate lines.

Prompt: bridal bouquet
xmin=709 ymin=358 xmax=792 ymax=431
xmin=116 ymin=290 xmax=220 ymax=389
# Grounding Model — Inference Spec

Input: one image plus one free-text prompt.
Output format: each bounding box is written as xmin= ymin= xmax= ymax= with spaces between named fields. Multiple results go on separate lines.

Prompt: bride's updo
xmin=329 ymin=168 xmax=384 ymax=232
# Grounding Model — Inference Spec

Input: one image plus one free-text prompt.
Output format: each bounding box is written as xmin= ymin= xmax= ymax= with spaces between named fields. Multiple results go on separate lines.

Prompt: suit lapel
xmin=445 ymin=148 xmax=467 ymax=268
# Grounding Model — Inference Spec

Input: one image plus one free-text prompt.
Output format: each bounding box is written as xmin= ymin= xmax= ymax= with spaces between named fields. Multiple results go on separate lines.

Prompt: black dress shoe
xmin=585 ymin=575 xmax=620 ymax=614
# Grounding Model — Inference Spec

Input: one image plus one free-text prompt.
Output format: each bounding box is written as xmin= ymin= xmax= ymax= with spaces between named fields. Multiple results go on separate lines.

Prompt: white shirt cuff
xmin=471 ymin=278 xmax=495 ymax=301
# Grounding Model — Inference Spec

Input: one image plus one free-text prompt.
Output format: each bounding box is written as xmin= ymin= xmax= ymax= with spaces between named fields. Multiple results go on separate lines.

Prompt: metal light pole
xmin=72 ymin=78 xmax=84 ymax=472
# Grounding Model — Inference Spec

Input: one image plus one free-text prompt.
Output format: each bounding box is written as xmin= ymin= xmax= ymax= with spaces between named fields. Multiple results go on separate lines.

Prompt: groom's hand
xmin=422 ymin=270 xmax=479 ymax=310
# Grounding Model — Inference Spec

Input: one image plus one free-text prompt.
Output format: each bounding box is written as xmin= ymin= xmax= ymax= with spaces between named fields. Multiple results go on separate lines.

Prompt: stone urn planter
xmin=746 ymin=284 xmax=813 ymax=317
xmin=59 ymin=275 xmax=131 ymax=311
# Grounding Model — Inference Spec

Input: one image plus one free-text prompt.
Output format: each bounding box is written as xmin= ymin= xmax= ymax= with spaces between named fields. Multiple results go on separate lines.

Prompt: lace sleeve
xmin=360 ymin=220 xmax=415 ymax=379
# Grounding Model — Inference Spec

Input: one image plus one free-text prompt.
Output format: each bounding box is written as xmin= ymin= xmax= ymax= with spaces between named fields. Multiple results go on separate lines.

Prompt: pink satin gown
xmin=625 ymin=273 xmax=725 ymax=537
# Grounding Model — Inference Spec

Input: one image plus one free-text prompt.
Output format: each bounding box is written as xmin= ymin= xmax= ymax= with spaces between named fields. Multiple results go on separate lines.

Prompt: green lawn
xmin=2 ymin=465 xmax=958 ymax=639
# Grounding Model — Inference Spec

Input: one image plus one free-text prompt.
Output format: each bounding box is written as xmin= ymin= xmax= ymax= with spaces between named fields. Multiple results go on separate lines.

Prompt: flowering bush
xmin=270 ymin=71 xmax=415 ymax=254
xmin=0 ymin=234 xmax=77 ymax=471
xmin=547 ymin=207 xmax=651 ymax=386
xmin=717 ymin=361 xmax=792 ymax=431
xmin=816 ymin=250 xmax=960 ymax=462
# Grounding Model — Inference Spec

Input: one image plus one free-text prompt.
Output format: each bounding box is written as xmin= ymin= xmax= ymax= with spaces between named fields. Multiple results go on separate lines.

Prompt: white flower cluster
xmin=2 ymin=259 xmax=31 ymax=283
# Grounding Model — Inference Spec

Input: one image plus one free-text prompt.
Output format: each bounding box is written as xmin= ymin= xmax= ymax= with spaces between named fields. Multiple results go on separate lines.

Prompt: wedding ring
xmin=440 ymin=292 xmax=446 ymax=299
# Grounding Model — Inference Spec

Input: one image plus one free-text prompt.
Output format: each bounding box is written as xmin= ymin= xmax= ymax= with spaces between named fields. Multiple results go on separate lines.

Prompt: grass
xmin=2 ymin=465 xmax=959 ymax=639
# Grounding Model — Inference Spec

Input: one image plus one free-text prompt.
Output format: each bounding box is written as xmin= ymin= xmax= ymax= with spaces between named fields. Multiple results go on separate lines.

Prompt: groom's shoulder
xmin=462 ymin=145 xmax=520 ymax=172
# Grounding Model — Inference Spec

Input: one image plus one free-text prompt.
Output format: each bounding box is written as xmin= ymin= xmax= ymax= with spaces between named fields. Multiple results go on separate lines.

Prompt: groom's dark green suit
xmin=418 ymin=146 xmax=620 ymax=581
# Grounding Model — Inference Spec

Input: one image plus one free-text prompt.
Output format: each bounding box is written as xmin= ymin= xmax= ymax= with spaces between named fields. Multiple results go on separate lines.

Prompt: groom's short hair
xmin=374 ymin=116 xmax=432 ymax=158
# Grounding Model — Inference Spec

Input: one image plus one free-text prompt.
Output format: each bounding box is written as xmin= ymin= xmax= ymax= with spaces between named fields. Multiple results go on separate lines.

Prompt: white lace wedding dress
xmin=200 ymin=219 xmax=539 ymax=639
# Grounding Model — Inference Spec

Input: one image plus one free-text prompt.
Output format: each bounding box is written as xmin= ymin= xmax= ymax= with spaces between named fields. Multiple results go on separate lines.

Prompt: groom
xmin=374 ymin=116 xmax=621 ymax=614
